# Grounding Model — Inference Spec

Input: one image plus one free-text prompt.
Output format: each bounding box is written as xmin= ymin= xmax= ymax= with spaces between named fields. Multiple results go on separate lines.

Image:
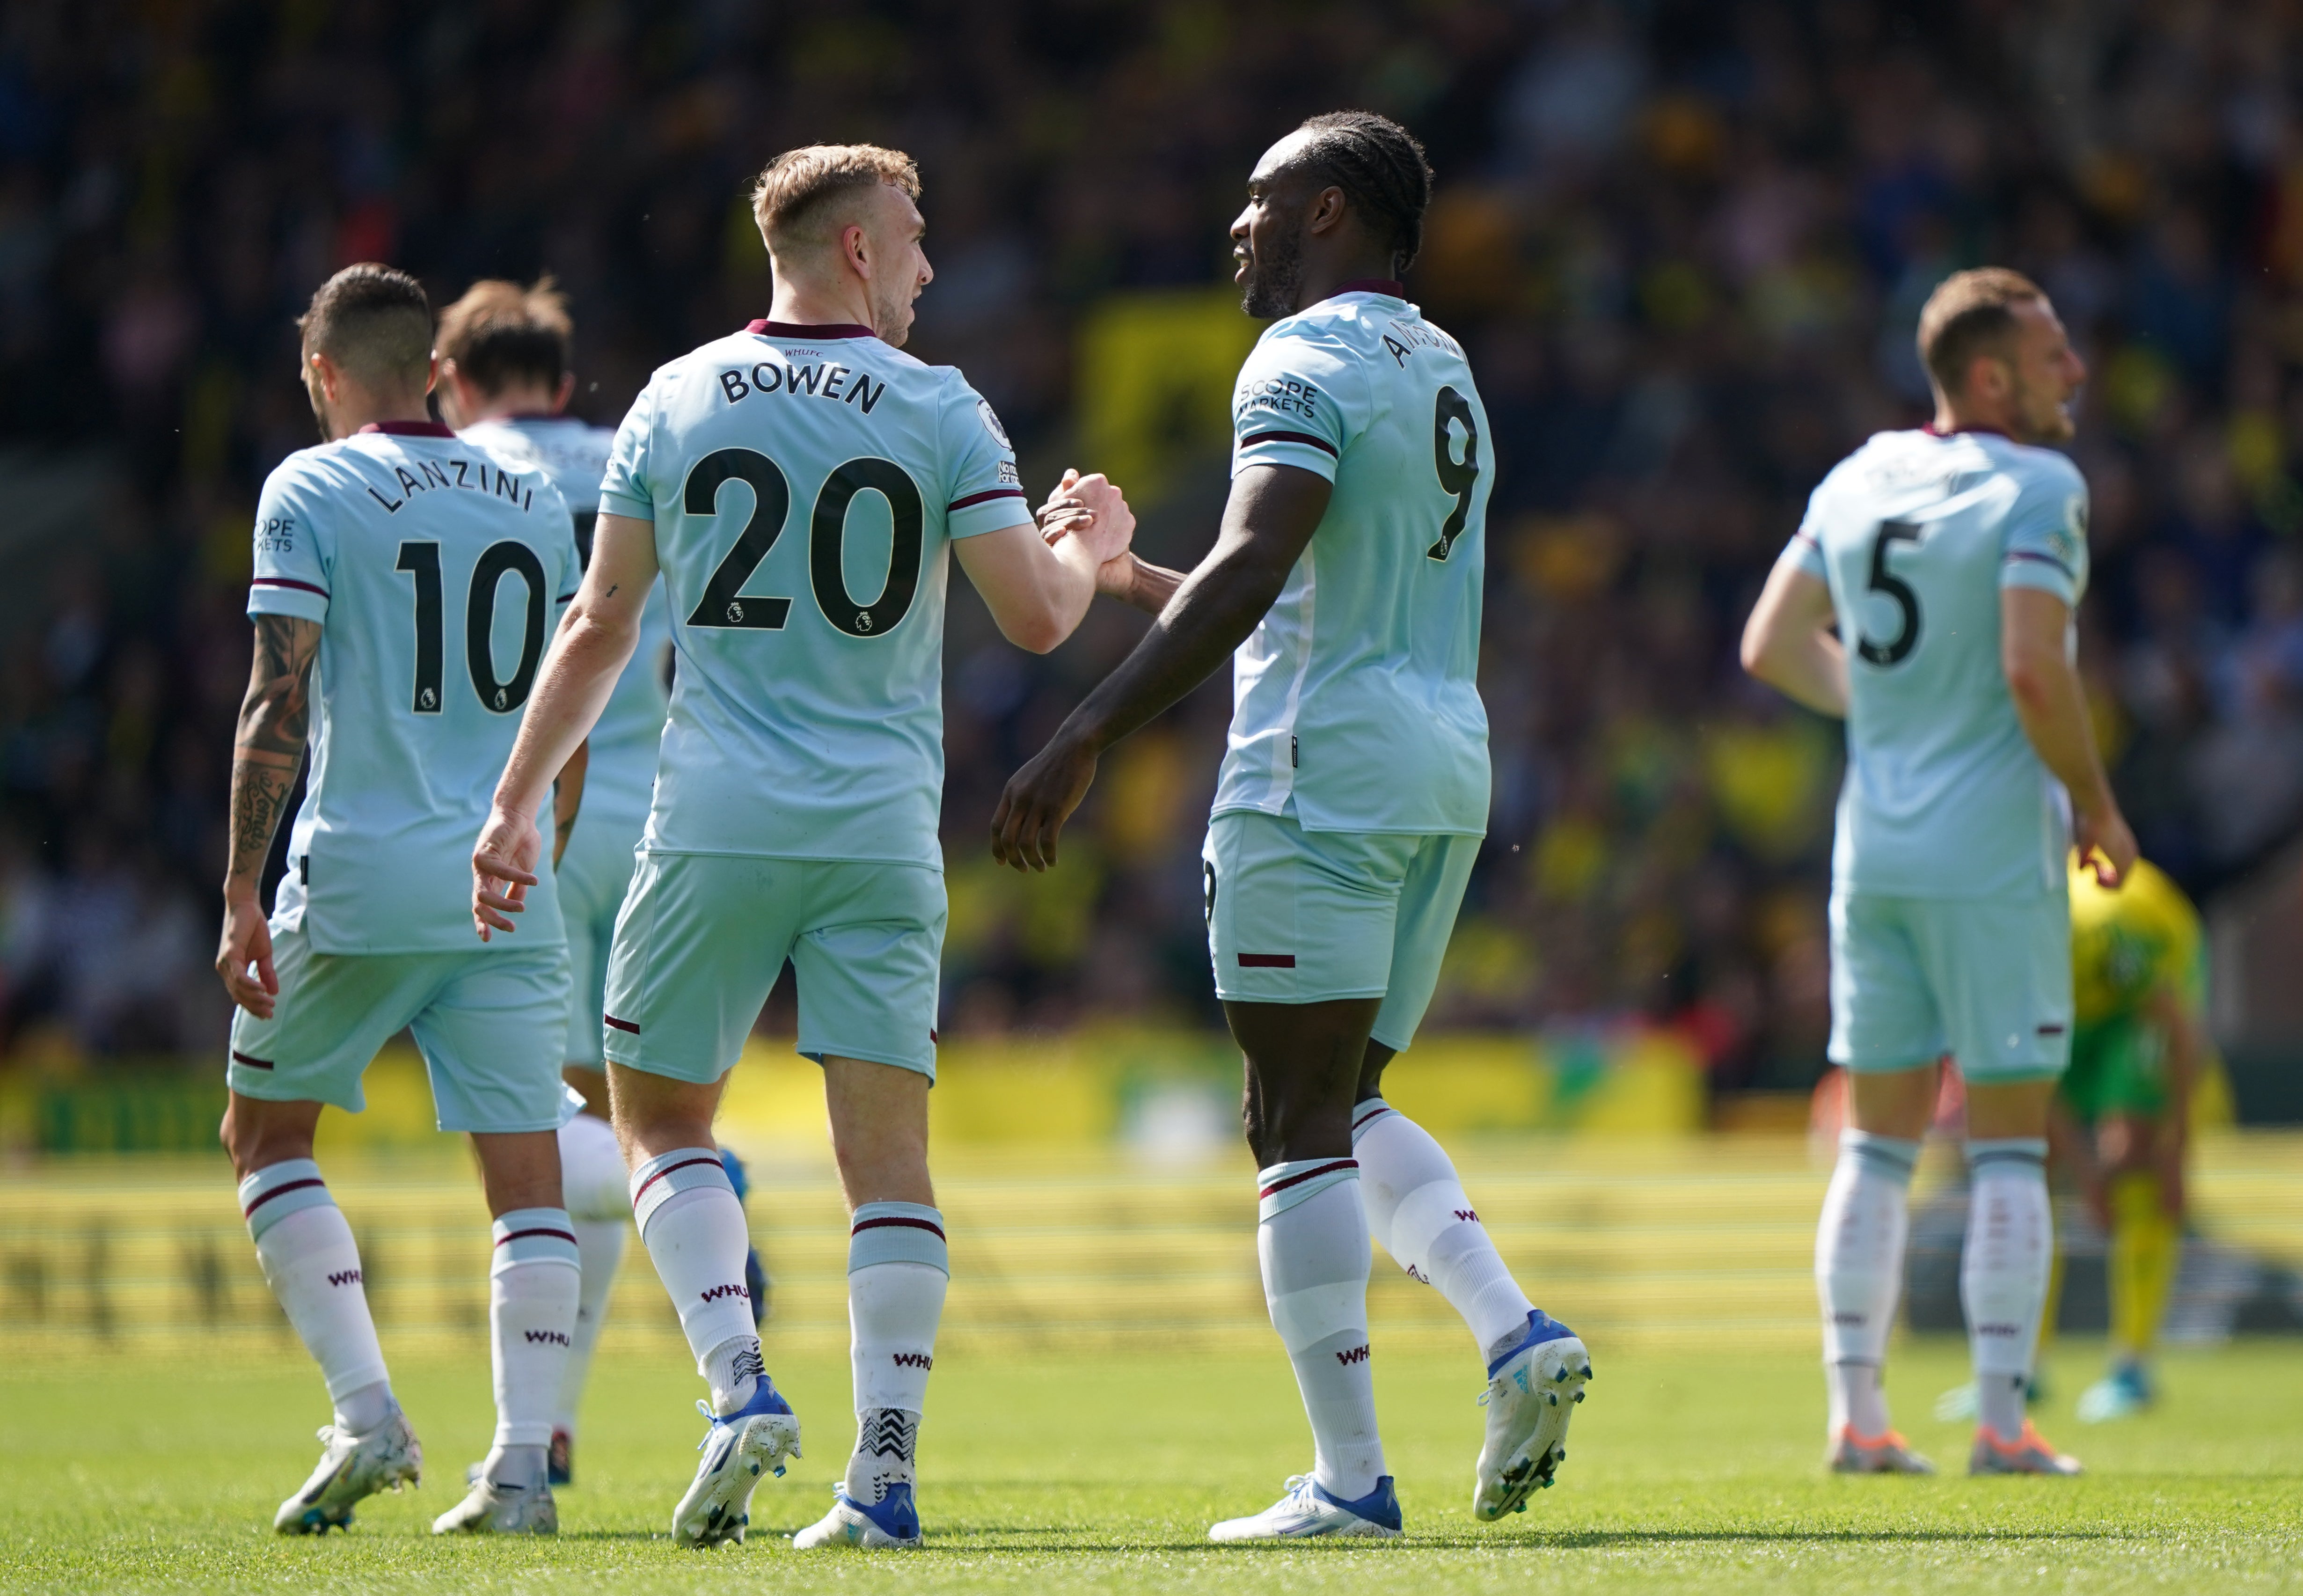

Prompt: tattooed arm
xmin=216 ymin=615 xmax=320 ymax=1018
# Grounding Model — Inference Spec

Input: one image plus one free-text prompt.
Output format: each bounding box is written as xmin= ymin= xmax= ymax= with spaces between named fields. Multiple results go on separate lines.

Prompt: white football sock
xmin=1963 ymin=1139 xmax=2051 ymax=1442
xmin=630 ymin=1147 xmax=760 ymax=1413
xmin=1258 ymin=1158 xmax=1384 ymax=1501
xmin=1815 ymin=1130 xmax=1917 ymax=1438
xmin=240 ymin=1160 xmax=394 ymax=1431
xmin=483 ymin=1208 xmax=580 ymax=1486
xmin=555 ymin=1113 xmax=631 ymax=1437
xmin=844 ymin=1202 xmax=949 ymax=1505
xmin=1351 ymin=1099 xmax=1535 ymax=1357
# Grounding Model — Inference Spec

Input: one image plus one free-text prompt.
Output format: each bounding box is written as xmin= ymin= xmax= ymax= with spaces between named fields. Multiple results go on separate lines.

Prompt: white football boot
xmin=272 ymin=1406 xmax=424 ymax=1534
xmin=1207 ymin=1474 xmax=1402 ymax=1541
xmin=791 ymin=1483 xmax=922 ymax=1549
xmin=1474 ymin=1309 xmax=1592 ymax=1519
xmin=431 ymin=1477 xmax=557 ymax=1534
xmin=671 ymin=1378 xmax=802 ymax=1547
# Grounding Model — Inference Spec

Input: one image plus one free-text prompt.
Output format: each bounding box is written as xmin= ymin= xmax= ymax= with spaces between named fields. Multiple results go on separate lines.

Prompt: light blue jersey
xmin=599 ymin=318 xmax=1029 ymax=866
xmin=461 ymin=414 xmax=672 ymax=832
xmin=1787 ymin=426 xmax=2091 ymax=900
xmin=1217 ymin=286 xmax=1490 ymax=836
xmin=249 ymin=421 xmax=581 ymax=952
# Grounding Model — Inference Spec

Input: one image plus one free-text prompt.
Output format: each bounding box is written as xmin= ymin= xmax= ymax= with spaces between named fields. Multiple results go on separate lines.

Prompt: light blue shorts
xmin=226 ymin=919 xmax=575 ymax=1133
xmin=555 ymin=804 xmax=647 ymax=1069
xmin=1827 ymin=887 xmax=2072 ymax=1081
xmin=1202 ymin=810 xmax=1480 ymax=1053
xmin=602 ymin=850 xmax=945 ymax=1084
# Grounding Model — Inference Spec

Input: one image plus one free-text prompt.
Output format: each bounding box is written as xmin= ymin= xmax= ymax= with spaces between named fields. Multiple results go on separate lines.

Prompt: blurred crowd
xmin=3 ymin=0 xmax=2302 ymax=1091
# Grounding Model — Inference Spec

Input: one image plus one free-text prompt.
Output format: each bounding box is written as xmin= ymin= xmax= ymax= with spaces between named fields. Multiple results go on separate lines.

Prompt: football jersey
xmin=598 ymin=319 xmax=1029 ymax=865
xmin=1216 ymin=284 xmax=1491 ymax=836
xmin=1786 ymin=427 xmax=2091 ymax=900
xmin=248 ymin=421 xmax=581 ymax=953
xmin=2070 ymin=855 xmax=2205 ymax=1027
xmin=460 ymin=414 xmax=672 ymax=832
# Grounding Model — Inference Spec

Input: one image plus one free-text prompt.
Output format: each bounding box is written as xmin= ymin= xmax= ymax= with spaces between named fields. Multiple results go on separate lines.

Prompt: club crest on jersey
xmin=977 ymin=398 xmax=1010 ymax=448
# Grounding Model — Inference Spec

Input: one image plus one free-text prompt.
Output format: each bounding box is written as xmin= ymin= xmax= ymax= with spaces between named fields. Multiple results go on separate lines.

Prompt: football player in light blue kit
xmin=438 ymin=277 xmax=766 ymax=1487
xmin=992 ymin=112 xmax=1589 ymax=1541
xmin=1743 ymin=268 xmax=2137 ymax=1478
xmin=469 ymin=144 xmax=1146 ymax=1551
xmin=213 ymin=265 xmax=587 ymax=1537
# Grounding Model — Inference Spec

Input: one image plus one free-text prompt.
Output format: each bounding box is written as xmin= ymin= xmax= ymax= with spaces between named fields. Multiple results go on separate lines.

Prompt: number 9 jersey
xmin=249 ymin=420 xmax=580 ymax=952
xmin=1217 ymin=285 xmax=1491 ymax=837
xmin=599 ymin=319 xmax=1027 ymax=867
xmin=1785 ymin=426 xmax=2091 ymax=900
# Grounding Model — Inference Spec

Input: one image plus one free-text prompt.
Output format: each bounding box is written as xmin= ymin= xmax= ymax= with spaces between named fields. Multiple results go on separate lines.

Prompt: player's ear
xmin=554 ymin=371 xmax=577 ymax=412
xmin=424 ymin=351 xmax=439 ymax=397
xmin=1306 ymin=183 xmax=1348 ymax=238
xmin=843 ymin=220 xmax=872 ymax=282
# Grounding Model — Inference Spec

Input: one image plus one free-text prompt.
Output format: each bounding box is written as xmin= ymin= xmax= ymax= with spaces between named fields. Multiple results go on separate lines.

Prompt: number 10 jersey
xmin=249 ymin=421 xmax=579 ymax=953
xmin=1786 ymin=426 xmax=2091 ymax=900
xmin=1217 ymin=286 xmax=1492 ymax=837
xmin=598 ymin=320 xmax=1028 ymax=867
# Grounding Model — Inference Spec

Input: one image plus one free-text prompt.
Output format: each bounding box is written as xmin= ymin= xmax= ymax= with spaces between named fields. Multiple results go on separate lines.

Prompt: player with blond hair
xmin=470 ymin=143 xmax=1153 ymax=1550
xmin=1744 ymin=267 xmax=2135 ymax=1476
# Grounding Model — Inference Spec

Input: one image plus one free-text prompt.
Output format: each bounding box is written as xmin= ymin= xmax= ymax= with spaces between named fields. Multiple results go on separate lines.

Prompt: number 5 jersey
xmin=1217 ymin=284 xmax=1491 ymax=838
xmin=1785 ymin=426 xmax=2091 ymax=900
xmin=598 ymin=319 xmax=1028 ymax=867
xmin=249 ymin=419 xmax=580 ymax=952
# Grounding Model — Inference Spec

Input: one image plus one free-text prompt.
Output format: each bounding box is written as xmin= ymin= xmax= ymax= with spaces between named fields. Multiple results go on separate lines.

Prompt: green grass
xmin=4 ymin=1338 xmax=2299 ymax=1592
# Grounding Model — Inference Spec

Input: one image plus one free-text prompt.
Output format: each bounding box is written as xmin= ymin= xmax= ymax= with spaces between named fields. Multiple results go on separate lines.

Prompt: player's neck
xmin=1928 ymin=400 xmax=2018 ymax=443
xmin=463 ymin=385 xmax=562 ymax=425
xmin=1289 ymin=255 xmax=1403 ymax=316
xmin=764 ymin=277 xmax=875 ymax=335
xmin=323 ymin=386 xmax=433 ymax=441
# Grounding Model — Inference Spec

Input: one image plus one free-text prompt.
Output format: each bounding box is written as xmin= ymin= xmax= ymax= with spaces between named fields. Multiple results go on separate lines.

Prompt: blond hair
xmin=436 ymin=276 xmax=573 ymax=395
xmin=1916 ymin=268 xmax=2047 ymax=396
xmin=750 ymin=143 xmax=921 ymax=254
xmin=297 ymin=263 xmax=431 ymax=388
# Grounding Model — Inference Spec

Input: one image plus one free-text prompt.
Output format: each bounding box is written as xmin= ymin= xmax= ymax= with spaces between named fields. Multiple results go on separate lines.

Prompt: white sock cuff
xmin=850 ymin=1203 xmax=949 ymax=1275
xmin=1258 ymin=1158 xmax=1360 ymax=1221
xmin=1968 ymin=1138 xmax=2048 ymax=1176
xmin=239 ymin=1158 xmax=334 ymax=1241
xmin=1349 ymin=1099 xmax=1399 ymax=1143
xmin=557 ymin=1114 xmax=630 ymax=1221
xmin=492 ymin=1208 xmax=581 ymax=1276
xmin=1841 ymin=1130 xmax=1921 ymax=1187
xmin=629 ymin=1147 xmax=733 ymax=1240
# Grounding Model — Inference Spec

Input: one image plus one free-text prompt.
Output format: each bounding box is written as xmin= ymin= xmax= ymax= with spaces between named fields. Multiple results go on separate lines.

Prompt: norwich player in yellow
xmin=2062 ymin=853 xmax=2210 ymax=1422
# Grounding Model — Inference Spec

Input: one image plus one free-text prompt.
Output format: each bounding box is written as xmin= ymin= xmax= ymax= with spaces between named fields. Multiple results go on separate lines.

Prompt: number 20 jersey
xmin=598 ymin=321 xmax=1027 ymax=867
xmin=1785 ymin=427 xmax=2091 ymax=900
xmin=249 ymin=422 xmax=580 ymax=953
xmin=1217 ymin=287 xmax=1491 ymax=837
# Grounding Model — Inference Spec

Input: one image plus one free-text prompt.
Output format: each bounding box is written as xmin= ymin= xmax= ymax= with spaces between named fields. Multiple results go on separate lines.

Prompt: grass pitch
xmin=4 ymin=1339 xmax=2300 ymax=1593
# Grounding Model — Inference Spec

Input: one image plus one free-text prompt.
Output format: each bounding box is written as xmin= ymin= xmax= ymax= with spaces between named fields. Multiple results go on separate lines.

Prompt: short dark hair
xmin=1284 ymin=110 xmax=1435 ymax=275
xmin=297 ymin=263 xmax=431 ymax=388
xmin=437 ymin=276 xmax=572 ymax=395
xmin=1916 ymin=268 xmax=2047 ymax=396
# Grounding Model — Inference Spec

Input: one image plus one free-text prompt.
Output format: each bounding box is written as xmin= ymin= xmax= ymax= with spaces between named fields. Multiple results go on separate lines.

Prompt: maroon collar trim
xmin=1327 ymin=278 xmax=1405 ymax=301
xmin=745 ymin=318 xmax=879 ymax=340
xmin=1922 ymin=422 xmax=2011 ymax=440
xmin=358 ymin=420 xmax=457 ymax=438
